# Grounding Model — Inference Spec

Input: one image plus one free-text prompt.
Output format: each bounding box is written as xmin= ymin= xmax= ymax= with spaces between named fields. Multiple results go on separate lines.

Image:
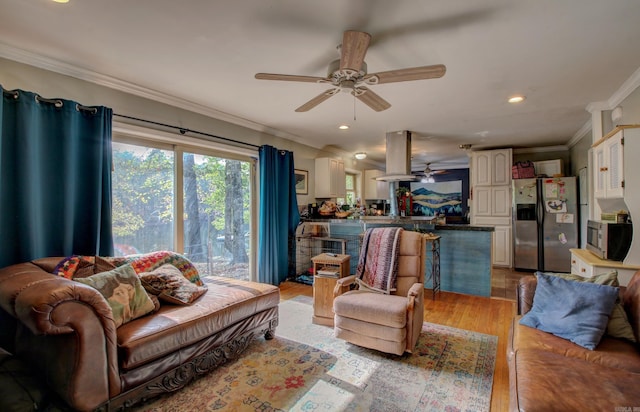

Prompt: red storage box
xmin=512 ymin=161 xmax=536 ymax=179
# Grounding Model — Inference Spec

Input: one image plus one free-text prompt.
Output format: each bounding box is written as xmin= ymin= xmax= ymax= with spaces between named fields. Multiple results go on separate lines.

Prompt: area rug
xmin=135 ymin=296 xmax=497 ymax=412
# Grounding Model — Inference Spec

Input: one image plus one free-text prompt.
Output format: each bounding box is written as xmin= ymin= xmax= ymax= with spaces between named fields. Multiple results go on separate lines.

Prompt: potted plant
xmin=395 ymin=187 xmax=412 ymax=216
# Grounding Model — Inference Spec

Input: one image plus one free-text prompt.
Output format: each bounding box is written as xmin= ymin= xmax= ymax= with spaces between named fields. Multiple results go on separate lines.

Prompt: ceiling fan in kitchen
xmin=255 ymin=30 xmax=446 ymax=112
xmin=413 ymin=163 xmax=448 ymax=182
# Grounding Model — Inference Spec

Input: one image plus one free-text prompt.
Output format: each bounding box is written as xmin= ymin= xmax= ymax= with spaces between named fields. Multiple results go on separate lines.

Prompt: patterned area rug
xmin=135 ymin=296 xmax=497 ymax=412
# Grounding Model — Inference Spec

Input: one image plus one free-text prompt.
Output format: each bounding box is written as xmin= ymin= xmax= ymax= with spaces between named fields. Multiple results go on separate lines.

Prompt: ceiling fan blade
xmin=340 ymin=31 xmax=371 ymax=72
xmin=353 ymin=87 xmax=391 ymax=112
xmin=365 ymin=64 xmax=446 ymax=84
xmin=255 ymin=73 xmax=326 ymax=83
xmin=295 ymin=89 xmax=339 ymax=112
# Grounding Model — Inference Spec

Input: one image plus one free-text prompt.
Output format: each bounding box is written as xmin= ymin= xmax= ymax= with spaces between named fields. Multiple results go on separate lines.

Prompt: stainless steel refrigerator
xmin=512 ymin=177 xmax=579 ymax=272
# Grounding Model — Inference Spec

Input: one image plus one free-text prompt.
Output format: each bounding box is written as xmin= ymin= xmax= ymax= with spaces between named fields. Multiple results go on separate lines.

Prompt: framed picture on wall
xmin=295 ymin=169 xmax=308 ymax=195
xmin=410 ymin=180 xmax=463 ymax=216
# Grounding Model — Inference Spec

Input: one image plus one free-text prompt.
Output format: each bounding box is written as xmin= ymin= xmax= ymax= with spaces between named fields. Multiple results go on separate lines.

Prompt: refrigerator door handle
xmin=537 ymin=197 xmax=544 ymax=226
xmin=536 ymin=182 xmax=545 ymax=230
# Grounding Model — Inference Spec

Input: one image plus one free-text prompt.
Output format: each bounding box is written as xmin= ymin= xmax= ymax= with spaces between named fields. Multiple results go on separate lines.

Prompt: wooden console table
xmin=311 ymin=253 xmax=350 ymax=326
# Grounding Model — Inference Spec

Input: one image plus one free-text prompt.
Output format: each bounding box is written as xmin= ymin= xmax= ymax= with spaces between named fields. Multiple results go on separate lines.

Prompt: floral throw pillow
xmin=75 ymin=264 xmax=156 ymax=327
xmin=139 ymin=264 xmax=208 ymax=305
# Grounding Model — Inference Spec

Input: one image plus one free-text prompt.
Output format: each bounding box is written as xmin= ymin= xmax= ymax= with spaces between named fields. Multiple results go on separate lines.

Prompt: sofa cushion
xmin=510 ymin=348 xmax=640 ymax=411
xmin=333 ymin=290 xmax=408 ymax=328
xmin=520 ymin=273 xmax=619 ymax=350
xmin=53 ymin=255 xmax=117 ymax=279
xmin=537 ymin=270 xmax=619 ymax=286
xmin=623 ymin=270 xmax=640 ymax=343
xmin=75 ymin=264 xmax=156 ymax=327
xmin=509 ymin=316 xmax=640 ymax=373
xmin=139 ymin=264 xmax=208 ymax=305
xmin=538 ymin=270 xmax=636 ymax=342
xmin=115 ymin=276 xmax=280 ymax=371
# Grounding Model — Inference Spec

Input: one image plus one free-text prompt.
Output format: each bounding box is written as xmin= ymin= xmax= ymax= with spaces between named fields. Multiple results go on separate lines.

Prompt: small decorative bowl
xmin=334 ymin=211 xmax=351 ymax=218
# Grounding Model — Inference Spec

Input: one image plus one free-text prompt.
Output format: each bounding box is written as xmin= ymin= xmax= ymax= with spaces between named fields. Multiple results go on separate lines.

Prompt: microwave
xmin=586 ymin=220 xmax=632 ymax=261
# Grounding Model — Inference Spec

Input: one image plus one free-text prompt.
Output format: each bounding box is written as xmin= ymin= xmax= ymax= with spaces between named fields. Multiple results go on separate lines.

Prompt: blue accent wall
xmin=325 ymin=221 xmax=492 ymax=297
xmin=436 ymin=229 xmax=492 ymax=296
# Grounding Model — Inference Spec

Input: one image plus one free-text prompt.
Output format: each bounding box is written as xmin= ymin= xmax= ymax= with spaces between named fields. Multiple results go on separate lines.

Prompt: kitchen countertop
xmin=302 ymin=217 xmax=494 ymax=232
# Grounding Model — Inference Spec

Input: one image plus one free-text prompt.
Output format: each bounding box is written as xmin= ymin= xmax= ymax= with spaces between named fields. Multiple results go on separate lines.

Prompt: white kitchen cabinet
xmin=570 ymin=251 xmax=593 ymax=277
xmin=491 ymin=186 xmax=511 ymax=217
xmin=315 ymin=158 xmax=346 ymax=199
xmin=593 ymin=129 xmax=624 ymax=199
xmin=471 ymin=148 xmax=513 ymax=267
xmin=493 ymin=225 xmax=512 ymax=267
xmin=473 ymin=186 xmax=511 ymax=217
xmin=570 ymin=249 xmax=640 ymax=286
xmin=363 ymin=169 xmax=388 ymax=200
xmin=472 ymin=149 xmax=512 ymax=186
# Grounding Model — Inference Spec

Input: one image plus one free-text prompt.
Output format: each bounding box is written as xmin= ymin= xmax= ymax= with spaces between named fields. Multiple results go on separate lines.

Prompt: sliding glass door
xmin=112 ymin=141 xmax=252 ymax=280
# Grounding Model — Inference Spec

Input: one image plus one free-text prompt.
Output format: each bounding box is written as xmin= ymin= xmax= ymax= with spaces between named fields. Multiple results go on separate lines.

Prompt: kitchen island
xmin=296 ymin=216 xmax=494 ymax=297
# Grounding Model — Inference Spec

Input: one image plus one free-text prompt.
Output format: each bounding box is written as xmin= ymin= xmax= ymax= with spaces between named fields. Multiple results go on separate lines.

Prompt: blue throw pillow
xmin=519 ymin=272 xmax=619 ymax=350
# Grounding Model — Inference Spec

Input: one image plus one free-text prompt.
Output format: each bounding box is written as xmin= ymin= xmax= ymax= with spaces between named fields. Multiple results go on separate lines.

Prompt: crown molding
xmin=586 ymin=65 xmax=640 ymax=113
xmin=586 ymin=101 xmax=609 ymax=113
xmin=0 ymin=43 xmax=316 ymax=147
xmin=513 ymin=145 xmax=568 ymax=154
xmin=566 ymin=120 xmax=591 ymax=148
xmin=608 ymin=65 xmax=640 ymax=108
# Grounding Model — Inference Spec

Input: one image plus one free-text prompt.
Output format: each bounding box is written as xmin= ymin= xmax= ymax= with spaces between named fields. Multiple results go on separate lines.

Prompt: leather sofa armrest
xmin=0 ymin=262 xmax=121 ymax=410
xmin=334 ymin=275 xmax=356 ymax=297
xmin=517 ymin=275 xmax=537 ymax=315
xmin=0 ymin=263 xmax=114 ymax=335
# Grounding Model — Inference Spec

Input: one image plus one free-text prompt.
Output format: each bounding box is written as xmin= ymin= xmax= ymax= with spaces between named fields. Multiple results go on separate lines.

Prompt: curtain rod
xmin=2 ymin=89 xmax=98 ymax=114
xmin=113 ymin=113 xmax=260 ymax=149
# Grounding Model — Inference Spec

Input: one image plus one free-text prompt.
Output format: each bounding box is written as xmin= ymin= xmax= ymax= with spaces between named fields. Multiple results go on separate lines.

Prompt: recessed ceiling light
xmin=338 ymin=125 xmax=349 ymax=130
xmin=354 ymin=152 xmax=367 ymax=160
xmin=508 ymin=95 xmax=525 ymax=103
xmin=52 ymin=0 xmax=69 ymax=3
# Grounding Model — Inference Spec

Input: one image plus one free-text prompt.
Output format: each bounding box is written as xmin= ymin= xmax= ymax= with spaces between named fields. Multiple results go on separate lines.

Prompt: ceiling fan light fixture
xmin=508 ymin=95 xmax=525 ymax=103
xmin=354 ymin=152 xmax=367 ymax=160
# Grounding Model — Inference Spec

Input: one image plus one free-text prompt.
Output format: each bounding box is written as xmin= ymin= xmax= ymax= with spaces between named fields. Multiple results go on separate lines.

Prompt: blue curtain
xmin=0 ymin=87 xmax=114 ymax=268
xmin=258 ymin=145 xmax=300 ymax=285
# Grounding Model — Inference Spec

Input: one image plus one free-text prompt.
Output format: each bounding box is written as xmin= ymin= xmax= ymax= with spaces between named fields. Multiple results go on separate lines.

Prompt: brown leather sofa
xmin=508 ymin=270 xmax=640 ymax=411
xmin=0 ymin=257 xmax=280 ymax=411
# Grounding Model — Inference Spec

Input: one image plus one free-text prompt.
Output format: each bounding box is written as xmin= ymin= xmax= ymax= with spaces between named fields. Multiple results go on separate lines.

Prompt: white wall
xmin=0 ymin=57 xmax=363 ymax=209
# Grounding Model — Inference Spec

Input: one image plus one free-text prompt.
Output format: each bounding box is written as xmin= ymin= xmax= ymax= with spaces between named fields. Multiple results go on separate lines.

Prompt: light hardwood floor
xmin=279 ymin=280 xmax=516 ymax=412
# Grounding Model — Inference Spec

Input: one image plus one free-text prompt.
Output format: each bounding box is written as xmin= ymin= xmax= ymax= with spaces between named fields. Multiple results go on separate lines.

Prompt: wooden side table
xmin=311 ymin=253 xmax=350 ymax=326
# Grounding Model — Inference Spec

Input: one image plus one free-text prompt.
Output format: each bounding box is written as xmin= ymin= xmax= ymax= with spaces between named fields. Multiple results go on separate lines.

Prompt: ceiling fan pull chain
xmin=353 ymin=93 xmax=357 ymax=121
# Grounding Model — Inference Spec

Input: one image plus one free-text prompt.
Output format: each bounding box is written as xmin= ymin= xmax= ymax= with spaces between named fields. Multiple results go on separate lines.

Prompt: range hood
xmin=375 ymin=130 xmax=418 ymax=182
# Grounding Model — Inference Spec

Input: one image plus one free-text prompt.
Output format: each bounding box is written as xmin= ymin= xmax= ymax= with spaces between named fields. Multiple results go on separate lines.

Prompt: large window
xmin=112 ymin=140 xmax=253 ymax=281
xmin=338 ymin=172 xmax=359 ymax=207
xmin=345 ymin=172 xmax=356 ymax=206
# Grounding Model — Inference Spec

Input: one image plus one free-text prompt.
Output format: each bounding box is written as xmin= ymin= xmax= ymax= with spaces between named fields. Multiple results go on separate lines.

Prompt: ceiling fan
xmin=255 ymin=30 xmax=446 ymax=112
xmin=413 ymin=163 xmax=448 ymax=179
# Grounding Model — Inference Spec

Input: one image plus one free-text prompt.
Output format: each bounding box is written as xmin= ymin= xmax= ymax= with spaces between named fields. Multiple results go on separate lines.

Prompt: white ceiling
xmin=1 ymin=0 xmax=640 ymax=170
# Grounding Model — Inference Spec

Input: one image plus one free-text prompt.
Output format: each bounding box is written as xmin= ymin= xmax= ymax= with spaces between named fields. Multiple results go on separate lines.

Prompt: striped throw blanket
xmin=356 ymin=227 xmax=403 ymax=294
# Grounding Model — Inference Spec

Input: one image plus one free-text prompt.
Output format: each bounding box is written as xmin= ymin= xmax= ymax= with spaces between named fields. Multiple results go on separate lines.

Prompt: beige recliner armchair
xmin=333 ymin=230 xmax=426 ymax=355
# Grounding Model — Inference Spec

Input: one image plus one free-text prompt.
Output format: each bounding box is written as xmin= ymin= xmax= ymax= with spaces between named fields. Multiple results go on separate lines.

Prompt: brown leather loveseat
xmin=508 ymin=270 xmax=640 ymax=411
xmin=0 ymin=257 xmax=279 ymax=411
